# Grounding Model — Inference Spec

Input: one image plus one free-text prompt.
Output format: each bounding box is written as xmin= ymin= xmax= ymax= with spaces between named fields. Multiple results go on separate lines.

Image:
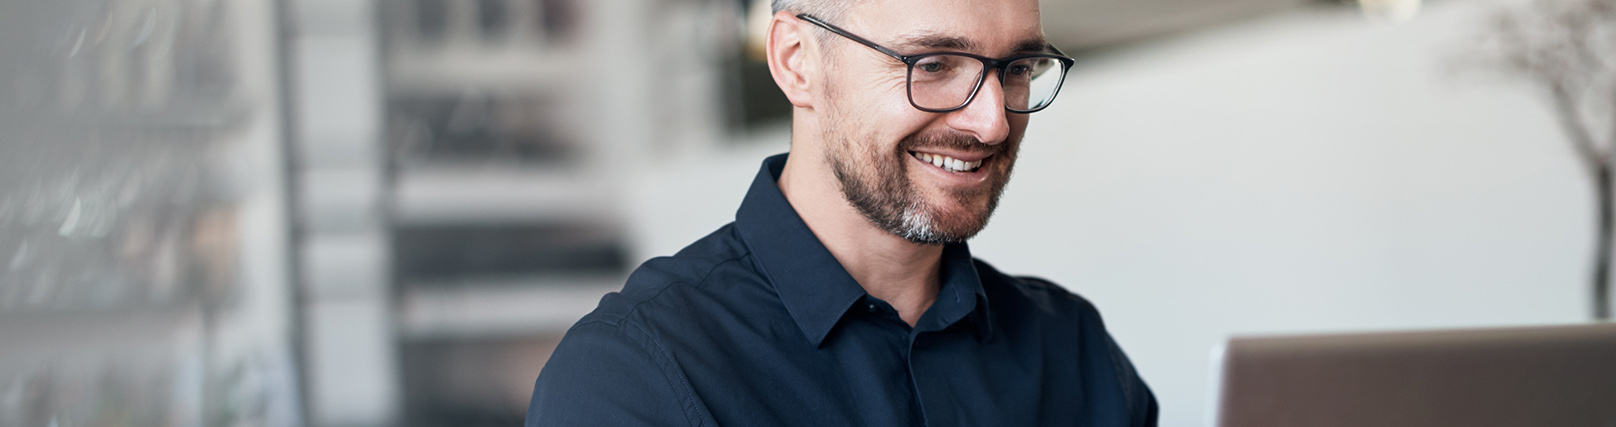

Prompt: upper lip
xmin=908 ymin=149 xmax=994 ymax=162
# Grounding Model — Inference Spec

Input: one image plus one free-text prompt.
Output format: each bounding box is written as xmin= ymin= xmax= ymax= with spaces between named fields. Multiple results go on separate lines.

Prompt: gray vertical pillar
xmin=285 ymin=0 xmax=399 ymax=425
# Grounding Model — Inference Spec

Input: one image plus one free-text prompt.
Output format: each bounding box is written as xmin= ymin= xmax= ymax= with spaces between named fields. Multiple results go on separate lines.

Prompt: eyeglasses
xmin=797 ymin=14 xmax=1076 ymax=114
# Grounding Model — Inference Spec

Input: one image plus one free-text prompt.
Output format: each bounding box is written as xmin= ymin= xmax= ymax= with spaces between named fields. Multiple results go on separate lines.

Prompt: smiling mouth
xmin=909 ymin=151 xmax=986 ymax=173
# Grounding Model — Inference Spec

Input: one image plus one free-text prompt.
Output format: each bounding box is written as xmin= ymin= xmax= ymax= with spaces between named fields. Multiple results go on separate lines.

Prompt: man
xmin=526 ymin=0 xmax=1158 ymax=425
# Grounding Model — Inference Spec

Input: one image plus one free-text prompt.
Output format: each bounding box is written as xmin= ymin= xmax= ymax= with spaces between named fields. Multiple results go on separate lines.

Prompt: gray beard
xmin=823 ymin=128 xmax=1014 ymax=245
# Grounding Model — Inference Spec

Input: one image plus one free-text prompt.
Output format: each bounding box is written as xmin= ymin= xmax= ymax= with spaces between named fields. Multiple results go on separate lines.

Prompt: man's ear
xmin=766 ymin=11 xmax=814 ymax=108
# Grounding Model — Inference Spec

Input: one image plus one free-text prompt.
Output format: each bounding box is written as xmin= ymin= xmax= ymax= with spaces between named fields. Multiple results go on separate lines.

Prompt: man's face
xmin=816 ymin=0 xmax=1043 ymax=245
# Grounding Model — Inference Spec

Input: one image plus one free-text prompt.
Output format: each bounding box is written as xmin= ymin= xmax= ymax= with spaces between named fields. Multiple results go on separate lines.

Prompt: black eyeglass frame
xmin=796 ymin=14 xmax=1076 ymax=114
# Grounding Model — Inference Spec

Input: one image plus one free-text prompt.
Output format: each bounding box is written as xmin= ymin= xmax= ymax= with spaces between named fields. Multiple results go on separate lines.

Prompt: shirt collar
xmin=735 ymin=153 xmax=993 ymax=347
xmin=922 ymin=243 xmax=994 ymax=342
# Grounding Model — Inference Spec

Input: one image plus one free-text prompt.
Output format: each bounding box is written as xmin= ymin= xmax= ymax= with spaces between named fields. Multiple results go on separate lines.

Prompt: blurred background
xmin=0 ymin=0 xmax=1609 ymax=426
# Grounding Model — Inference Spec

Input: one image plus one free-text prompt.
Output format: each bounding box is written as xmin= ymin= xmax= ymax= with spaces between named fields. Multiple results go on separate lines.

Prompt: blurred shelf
xmin=0 ymin=302 xmax=205 ymax=361
xmin=391 ymin=166 xmax=620 ymax=225
xmin=0 ymin=297 xmax=212 ymax=318
xmin=396 ymin=276 xmax=622 ymax=340
xmin=394 ymin=222 xmax=627 ymax=279
xmin=386 ymin=48 xmax=585 ymax=93
xmin=0 ymin=101 xmax=252 ymax=133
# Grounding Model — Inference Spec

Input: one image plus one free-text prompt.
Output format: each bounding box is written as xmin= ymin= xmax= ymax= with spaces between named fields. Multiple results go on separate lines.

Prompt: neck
xmin=778 ymin=118 xmax=942 ymax=327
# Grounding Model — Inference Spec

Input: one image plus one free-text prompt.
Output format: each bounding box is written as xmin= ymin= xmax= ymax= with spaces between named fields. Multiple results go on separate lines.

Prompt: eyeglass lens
xmin=909 ymin=55 xmax=1065 ymax=112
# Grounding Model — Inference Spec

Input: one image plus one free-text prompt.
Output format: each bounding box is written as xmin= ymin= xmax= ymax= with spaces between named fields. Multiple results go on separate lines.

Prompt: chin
xmin=912 ymin=194 xmax=999 ymax=243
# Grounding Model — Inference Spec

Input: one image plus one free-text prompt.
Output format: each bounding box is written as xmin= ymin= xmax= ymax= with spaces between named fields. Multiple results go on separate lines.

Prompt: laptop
xmin=1211 ymin=323 xmax=1616 ymax=427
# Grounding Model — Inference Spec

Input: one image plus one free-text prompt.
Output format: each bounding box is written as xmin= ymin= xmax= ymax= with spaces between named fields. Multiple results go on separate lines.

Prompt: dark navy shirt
xmin=526 ymin=154 xmax=1157 ymax=426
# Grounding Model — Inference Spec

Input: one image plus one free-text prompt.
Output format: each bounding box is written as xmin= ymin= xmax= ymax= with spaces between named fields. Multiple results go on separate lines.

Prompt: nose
xmin=944 ymin=72 xmax=1012 ymax=145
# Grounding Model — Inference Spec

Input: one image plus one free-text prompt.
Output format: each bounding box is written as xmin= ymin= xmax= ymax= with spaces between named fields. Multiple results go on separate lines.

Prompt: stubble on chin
xmin=820 ymin=109 xmax=1019 ymax=245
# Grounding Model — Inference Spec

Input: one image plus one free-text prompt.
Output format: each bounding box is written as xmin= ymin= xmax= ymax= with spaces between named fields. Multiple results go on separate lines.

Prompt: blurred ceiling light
xmin=1359 ymin=0 xmax=1421 ymax=23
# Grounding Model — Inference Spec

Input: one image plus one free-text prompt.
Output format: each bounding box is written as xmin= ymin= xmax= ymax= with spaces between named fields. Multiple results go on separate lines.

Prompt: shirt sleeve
xmin=525 ymin=320 xmax=704 ymax=427
xmin=1105 ymin=333 xmax=1160 ymax=427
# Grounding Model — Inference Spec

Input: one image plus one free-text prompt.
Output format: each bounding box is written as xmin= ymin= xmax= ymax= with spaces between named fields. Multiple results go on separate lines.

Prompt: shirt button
xmin=867 ymin=303 xmax=877 ymax=313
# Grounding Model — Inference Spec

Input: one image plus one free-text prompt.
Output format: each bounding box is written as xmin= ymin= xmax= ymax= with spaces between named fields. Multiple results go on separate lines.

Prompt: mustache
xmin=898 ymin=131 xmax=1007 ymax=156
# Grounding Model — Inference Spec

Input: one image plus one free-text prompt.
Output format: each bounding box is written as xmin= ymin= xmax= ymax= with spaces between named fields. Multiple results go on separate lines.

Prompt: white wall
xmin=631 ymin=1 xmax=1597 ymax=425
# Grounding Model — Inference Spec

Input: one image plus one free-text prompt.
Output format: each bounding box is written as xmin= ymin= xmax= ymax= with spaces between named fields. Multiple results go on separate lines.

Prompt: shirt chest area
xmin=662 ymin=304 xmax=1086 ymax=427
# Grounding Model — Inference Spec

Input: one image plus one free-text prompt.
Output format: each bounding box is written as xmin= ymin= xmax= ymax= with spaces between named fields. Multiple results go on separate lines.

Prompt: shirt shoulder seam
xmin=566 ymin=319 xmax=709 ymax=427
xmin=591 ymin=246 xmax=753 ymax=327
xmin=624 ymin=251 xmax=753 ymax=316
xmin=621 ymin=320 xmax=710 ymax=427
xmin=572 ymin=251 xmax=752 ymax=426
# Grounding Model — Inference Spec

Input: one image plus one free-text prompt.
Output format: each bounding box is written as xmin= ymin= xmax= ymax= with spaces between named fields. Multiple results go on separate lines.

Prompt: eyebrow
xmin=1012 ymin=39 xmax=1053 ymax=54
xmin=894 ymin=33 xmax=974 ymax=51
xmin=892 ymin=32 xmax=1052 ymax=55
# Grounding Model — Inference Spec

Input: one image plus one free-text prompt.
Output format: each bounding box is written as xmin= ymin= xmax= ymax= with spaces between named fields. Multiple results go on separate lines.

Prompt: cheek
xmin=1003 ymin=116 xmax=1030 ymax=151
xmin=1009 ymin=114 xmax=1030 ymax=130
xmin=852 ymin=108 xmax=931 ymax=159
xmin=824 ymin=71 xmax=937 ymax=158
xmin=850 ymin=66 xmax=928 ymax=133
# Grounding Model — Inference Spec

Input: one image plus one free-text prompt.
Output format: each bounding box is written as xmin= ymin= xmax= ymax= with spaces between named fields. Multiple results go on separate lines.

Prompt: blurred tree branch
xmin=1480 ymin=0 xmax=1615 ymax=320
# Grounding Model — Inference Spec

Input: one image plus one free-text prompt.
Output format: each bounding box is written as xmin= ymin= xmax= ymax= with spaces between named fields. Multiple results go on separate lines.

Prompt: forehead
xmin=841 ymin=0 xmax=1045 ymax=55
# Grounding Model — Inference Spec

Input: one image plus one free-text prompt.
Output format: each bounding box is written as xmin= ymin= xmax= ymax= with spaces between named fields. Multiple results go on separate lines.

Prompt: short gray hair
xmin=772 ymin=0 xmax=862 ymax=53
xmin=771 ymin=0 xmax=857 ymax=25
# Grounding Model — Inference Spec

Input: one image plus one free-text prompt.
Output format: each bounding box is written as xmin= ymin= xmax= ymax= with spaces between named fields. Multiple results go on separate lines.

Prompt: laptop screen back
xmin=1213 ymin=323 xmax=1616 ymax=427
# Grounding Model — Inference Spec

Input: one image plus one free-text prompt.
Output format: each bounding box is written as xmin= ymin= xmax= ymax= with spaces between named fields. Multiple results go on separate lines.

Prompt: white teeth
xmin=910 ymin=151 xmax=986 ymax=173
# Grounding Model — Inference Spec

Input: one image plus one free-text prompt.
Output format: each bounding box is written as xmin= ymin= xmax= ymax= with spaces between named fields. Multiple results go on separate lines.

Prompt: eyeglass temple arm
xmin=799 ymin=14 xmax=1072 ymax=64
xmin=795 ymin=14 xmax=911 ymax=62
